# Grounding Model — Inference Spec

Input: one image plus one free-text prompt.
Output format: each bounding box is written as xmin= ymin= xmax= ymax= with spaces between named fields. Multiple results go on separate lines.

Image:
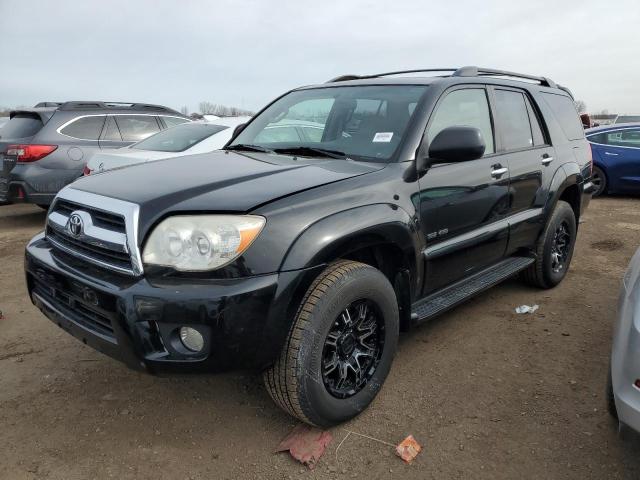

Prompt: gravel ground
xmin=1 ymin=197 xmax=640 ymax=480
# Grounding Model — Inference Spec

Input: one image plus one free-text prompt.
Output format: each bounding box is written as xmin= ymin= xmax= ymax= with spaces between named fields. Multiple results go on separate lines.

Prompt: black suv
xmin=0 ymin=101 xmax=189 ymax=207
xmin=25 ymin=67 xmax=594 ymax=426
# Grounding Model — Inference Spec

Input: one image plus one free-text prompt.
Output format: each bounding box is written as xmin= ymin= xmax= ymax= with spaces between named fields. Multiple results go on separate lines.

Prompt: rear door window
xmin=541 ymin=92 xmax=584 ymax=141
xmin=101 ymin=116 xmax=122 ymax=141
xmin=59 ymin=115 xmax=106 ymax=140
xmin=590 ymin=128 xmax=640 ymax=148
xmin=494 ymin=89 xmax=534 ymax=150
xmin=114 ymin=115 xmax=161 ymax=141
xmin=1 ymin=113 xmax=44 ymax=139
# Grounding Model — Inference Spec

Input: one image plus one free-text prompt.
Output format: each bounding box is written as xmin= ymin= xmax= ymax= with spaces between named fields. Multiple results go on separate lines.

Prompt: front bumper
xmin=25 ymin=232 xmax=318 ymax=373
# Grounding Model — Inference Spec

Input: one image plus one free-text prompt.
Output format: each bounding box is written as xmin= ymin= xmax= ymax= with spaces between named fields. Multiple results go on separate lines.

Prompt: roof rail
xmin=326 ymin=66 xmax=558 ymax=89
xmin=57 ymin=101 xmax=180 ymax=114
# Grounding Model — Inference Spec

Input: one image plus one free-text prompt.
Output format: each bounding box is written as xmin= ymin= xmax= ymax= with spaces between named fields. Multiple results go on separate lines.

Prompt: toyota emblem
xmin=67 ymin=213 xmax=84 ymax=237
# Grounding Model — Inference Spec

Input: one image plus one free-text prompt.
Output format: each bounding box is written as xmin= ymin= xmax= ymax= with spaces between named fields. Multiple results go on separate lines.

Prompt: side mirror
xmin=231 ymin=123 xmax=247 ymax=139
xmin=416 ymin=126 xmax=486 ymax=171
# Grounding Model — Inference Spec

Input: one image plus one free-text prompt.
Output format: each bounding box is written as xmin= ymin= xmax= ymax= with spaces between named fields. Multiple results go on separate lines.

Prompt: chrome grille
xmin=45 ymin=188 xmax=143 ymax=276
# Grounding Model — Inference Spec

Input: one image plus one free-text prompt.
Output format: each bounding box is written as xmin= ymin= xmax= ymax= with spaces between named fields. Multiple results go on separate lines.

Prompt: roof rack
xmin=57 ymin=101 xmax=180 ymax=114
xmin=326 ymin=66 xmax=558 ymax=88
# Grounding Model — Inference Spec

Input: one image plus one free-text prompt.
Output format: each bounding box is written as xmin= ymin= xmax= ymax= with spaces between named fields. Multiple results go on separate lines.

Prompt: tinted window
xmin=524 ymin=96 xmax=545 ymax=146
xmin=541 ymin=92 xmax=584 ymax=141
xmin=131 ymin=123 xmax=227 ymax=152
xmin=102 ymin=116 xmax=122 ymax=141
xmin=114 ymin=115 xmax=161 ymax=141
xmin=231 ymin=85 xmax=428 ymax=162
xmin=60 ymin=115 xmax=105 ymax=140
xmin=162 ymin=116 xmax=190 ymax=128
xmin=1 ymin=113 xmax=43 ymax=139
xmin=428 ymin=88 xmax=495 ymax=155
xmin=590 ymin=128 xmax=640 ymax=148
xmin=494 ymin=90 xmax=534 ymax=150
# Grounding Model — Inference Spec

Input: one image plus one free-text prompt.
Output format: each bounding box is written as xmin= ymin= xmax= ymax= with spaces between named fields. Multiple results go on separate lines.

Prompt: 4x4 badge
xmin=67 ymin=213 xmax=84 ymax=237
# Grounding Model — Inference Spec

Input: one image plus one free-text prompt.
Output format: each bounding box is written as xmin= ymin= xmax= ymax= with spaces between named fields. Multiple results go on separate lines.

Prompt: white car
xmin=84 ymin=116 xmax=251 ymax=175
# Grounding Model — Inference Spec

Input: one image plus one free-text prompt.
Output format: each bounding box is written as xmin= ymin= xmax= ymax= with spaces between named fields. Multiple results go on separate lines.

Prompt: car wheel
xmin=522 ymin=200 xmax=577 ymax=289
xmin=607 ymin=362 xmax=618 ymax=420
xmin=263 ymin=260 xmax=399 ymax=427
xmin=591 ymin=166 xmax=607 ymax=197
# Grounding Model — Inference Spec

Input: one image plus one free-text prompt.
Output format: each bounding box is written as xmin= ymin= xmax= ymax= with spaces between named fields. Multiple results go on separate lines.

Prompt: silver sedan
xmin=609 ymin=247 xmax=640 ymax=431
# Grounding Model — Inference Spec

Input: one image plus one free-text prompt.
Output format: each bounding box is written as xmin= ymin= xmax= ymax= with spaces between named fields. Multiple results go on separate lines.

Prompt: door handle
xmin=491 ymin=167 xmax=508 ymax=178
xmin=604 ymin=151 xmax=619 ymax=156
xmin=541 ymin=155 xmax=554 ymax=165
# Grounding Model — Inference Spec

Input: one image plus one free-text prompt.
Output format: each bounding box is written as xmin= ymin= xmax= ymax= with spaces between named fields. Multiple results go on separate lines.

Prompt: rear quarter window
xmin=1 ymin=113 xmax=44 ymax=139
xmin=540 ymin=92 xmax=584 ymax=141
xmin=59 ymin=115 xmax=106 ymax=140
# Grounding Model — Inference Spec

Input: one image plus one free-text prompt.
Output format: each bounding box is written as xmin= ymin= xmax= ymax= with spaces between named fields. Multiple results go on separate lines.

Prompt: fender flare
xmin=280 ymin=203 xmax=420 ymax=275
xmin=544 ymin=163 xmax=581 ymax=219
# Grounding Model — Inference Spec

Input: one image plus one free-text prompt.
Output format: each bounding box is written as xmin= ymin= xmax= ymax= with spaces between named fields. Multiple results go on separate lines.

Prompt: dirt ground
xmin=1 ymin=197 xmax=640 ymax=480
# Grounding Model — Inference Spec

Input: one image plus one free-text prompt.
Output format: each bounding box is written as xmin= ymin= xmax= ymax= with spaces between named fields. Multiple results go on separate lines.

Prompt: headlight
xmin=142 ymin=215 xmax=265 ymax=271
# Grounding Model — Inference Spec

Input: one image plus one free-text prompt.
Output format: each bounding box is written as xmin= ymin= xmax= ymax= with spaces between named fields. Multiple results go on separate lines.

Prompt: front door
xmin=418 ymin=87 xmax=510 ymax=295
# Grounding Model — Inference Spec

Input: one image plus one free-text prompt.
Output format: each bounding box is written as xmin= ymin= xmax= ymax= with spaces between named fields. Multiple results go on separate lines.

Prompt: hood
xmin=87 ymin=149 xmax=174 ymax=174
xmin=70 ymin=150 xmax=383 ymax=227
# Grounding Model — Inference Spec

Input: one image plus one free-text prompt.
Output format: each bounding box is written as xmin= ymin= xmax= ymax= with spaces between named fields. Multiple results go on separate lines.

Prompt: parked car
xmin=614 ymin=115 xmax=640 ymax=124
xmin=84 ymin=116 xmax=251 ymax=175
xmin=585 ymin=124 xmax=640 ymax=196
xmin=608 ymin=247 xmax=640 ymax=433
xmin=0 ymin=101 xmax=189 ymax=207
xmin=25 ymin=66 xmax=593 ymax=427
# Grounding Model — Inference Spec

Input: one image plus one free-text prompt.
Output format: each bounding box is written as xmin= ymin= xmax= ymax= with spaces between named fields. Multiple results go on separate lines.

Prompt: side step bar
xmin=410 ymin=256 xmax=535 ymax=324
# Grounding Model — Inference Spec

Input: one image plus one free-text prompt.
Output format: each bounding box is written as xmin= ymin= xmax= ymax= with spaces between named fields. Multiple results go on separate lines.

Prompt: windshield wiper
xmin=273 ymin=146 xmax=347 ymax=159
xmin=225 ymin=144 xmax=274 ymax=153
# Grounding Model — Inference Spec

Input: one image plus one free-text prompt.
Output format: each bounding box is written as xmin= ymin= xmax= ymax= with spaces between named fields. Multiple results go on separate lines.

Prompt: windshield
xmin=131 ymin=123 xmax=228 ymax=152
xmin=228 ymin=85 xmax=427 ymax=162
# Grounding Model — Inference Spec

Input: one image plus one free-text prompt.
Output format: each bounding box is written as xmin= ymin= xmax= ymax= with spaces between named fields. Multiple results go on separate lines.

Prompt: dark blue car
xmin=586 ymin=123 xmax=640 ymax=196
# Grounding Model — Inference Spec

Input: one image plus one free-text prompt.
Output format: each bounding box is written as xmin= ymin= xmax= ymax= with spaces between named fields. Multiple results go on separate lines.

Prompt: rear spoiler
xmin=9 ymin=109 xmax=56 ymax=124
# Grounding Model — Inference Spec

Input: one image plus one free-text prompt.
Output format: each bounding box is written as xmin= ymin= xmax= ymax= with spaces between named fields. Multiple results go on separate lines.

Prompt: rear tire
xmin=263 ymin=260 xmax=399 ymax=427
xmin=522 ymin=200 xmax=576 ymax=289
xmin=591 ymin=166 xmax=607 ymax=197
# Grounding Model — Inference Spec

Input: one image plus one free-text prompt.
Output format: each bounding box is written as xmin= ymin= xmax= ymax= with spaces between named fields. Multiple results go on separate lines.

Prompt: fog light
xmin=179 ymin=327 xmax=204 ymax=352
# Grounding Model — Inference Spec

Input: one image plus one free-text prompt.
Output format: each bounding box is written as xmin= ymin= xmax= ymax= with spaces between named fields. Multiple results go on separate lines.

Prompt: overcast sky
xmin=1 ymin=0 xmax=638 ymax=114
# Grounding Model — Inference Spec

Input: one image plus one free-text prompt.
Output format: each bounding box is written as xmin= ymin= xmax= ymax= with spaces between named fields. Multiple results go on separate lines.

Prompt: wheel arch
xmin=545 ymin=164 xmax=582 ymax=225
xmin=280 ymin=203 xmax=421 ymax=331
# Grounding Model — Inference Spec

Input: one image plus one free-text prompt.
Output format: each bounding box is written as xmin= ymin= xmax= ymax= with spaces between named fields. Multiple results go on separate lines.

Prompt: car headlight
xmin=142 ymin=215 xmax=265 ymax=271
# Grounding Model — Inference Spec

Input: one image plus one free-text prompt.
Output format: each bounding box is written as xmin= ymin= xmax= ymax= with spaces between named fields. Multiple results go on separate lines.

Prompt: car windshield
xmin=131 ymin=123 xmax=228 ymax=152
xmin=228 ymin=85 xmax=428 ymax=162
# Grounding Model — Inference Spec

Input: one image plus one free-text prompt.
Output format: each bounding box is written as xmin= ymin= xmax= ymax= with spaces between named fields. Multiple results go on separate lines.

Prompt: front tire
xmin=522 ymin=200 xmax=577 ymax=289
xmin=263 ymin=260 xmax=399 ymax=427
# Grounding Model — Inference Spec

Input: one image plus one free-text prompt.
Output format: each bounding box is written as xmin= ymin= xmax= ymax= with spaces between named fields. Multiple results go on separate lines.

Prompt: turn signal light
xmin=7 ymin=144 xmax=58 ymax=163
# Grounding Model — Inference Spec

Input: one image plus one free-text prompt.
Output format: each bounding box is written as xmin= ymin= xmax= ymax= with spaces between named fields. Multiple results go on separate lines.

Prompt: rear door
xmin=490 ymin=87 xmax=555 ymax=253
xmin=0 ymin=112 xmax=46 ymax=200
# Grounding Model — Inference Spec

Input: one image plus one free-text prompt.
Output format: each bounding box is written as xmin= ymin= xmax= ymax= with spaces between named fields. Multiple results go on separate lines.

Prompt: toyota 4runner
xmin=25 ymin=67 xmax=594 ymax=426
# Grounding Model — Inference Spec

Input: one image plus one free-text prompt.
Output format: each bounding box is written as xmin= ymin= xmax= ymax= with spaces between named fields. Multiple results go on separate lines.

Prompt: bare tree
xmin=197 ymin=101 xmax=254 ymax=117
xmin=180 ymin=105 xmax=189 ymax=115
xmin=574 ymin=100 xmax=587 ymax=114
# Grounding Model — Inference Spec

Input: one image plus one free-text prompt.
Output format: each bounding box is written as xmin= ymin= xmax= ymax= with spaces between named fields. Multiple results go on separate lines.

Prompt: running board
xmin=411 ymin=256 xmax=535 ymax=324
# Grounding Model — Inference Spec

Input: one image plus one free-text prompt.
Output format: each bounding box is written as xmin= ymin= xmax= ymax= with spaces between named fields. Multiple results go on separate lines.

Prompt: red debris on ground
xmin=276 ymin=424 xmax=333 ymax=469
xmin=396 ymin=435 xmax=422 ymax=463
